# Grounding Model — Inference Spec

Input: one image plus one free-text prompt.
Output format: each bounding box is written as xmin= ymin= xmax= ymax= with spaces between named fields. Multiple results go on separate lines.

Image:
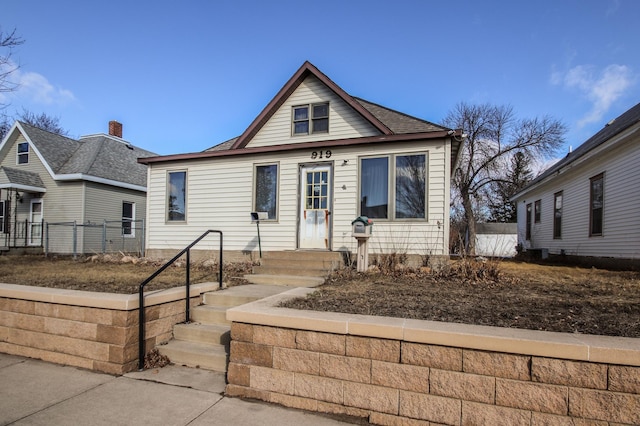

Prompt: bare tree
xmin=18 ymin=109 xmax=69 ymax=136
xmin=1 ymin=28 xmax=24 ymax=99
xmin=443 ymin=103 xmax=566 ymax=255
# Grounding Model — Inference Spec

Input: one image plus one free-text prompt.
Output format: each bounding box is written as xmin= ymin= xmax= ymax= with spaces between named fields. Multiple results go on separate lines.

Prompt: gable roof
xmin=512 ymin=102 xmax=640 ymax=200
xmin=6 ymin=121 xmax=157 ymax=191
xmin=142 ymin=61 xmax=460 ymax=166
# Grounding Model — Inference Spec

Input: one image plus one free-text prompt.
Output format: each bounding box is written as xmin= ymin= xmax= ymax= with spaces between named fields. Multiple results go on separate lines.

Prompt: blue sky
xmin=2 ymin=0 xmax=639 ymax=157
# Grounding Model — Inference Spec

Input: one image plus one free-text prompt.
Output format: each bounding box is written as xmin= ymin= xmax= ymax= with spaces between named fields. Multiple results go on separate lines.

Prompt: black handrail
xmin=138 ymin=230 xmax=223 ymax=370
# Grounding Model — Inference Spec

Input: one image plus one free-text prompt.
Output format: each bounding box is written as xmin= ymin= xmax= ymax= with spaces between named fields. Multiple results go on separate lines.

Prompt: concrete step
xmin=157 ymin=340 xmax=228 ymax=372
xmin=202 ymin=284 xmax=288 ymax=306
xmin=173 ymin=323 xmax=230 ymax=346
xmin=253 ymin=265 xmax=329 ymax=277
xmin=244 ymin=274 xmax=325 ymax=287
xmin=256 ymin=258 xmax=338 ymax=270
xmin=262 ymin=250 xmax=345 ymax=262
xmin=190 ymin=305 xmax=230 ymax=325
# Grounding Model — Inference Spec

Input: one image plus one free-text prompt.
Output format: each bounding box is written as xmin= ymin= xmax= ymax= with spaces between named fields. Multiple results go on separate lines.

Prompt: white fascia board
xmin=512 ymin=123 xmax=640 ymax=201
xmin=0 ymin=183 xmax=47 ymax=193
xmin=55 ymin=174 xmax=147 ymax=192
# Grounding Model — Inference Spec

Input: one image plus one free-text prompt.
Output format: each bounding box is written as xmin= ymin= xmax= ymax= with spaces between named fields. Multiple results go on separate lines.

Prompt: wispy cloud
xmin=551 ymin=64 xmax=634 ymax=127
xmin=0 ymin=61 xmax=76 ymax=105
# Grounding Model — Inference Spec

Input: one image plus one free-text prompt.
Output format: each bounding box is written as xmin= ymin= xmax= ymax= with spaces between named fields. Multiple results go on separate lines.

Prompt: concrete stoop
xmin=245 ymin=250 xmax=344 ymax=286
xmin=157 ymin=284 xmax=292 ymax=372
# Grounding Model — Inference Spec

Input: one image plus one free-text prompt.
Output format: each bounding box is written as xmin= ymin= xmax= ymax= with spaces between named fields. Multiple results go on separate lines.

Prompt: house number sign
xmin=310 ymin=150 xmax=332 ymax=159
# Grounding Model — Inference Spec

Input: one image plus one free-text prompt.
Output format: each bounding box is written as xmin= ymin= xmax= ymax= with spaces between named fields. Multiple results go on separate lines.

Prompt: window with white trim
xmin=254 ymin=163 xmax=278 ymax=220
xmin=167 ymin=171 xmax=187 ymax=222
xmin=590 ymin=173 xmax=604 ymax=236
xmin=122 ymin=202 xmax=135 ymax=237
xmin=292 ymin=103 xmax=329 ymax=135
xmin=359 ymin=153 xmax=427 ymax=220
xmin=17 ymin=142 xmax=29 ymax=164
xmin=0 ymin=200 xmax=6 ymax=233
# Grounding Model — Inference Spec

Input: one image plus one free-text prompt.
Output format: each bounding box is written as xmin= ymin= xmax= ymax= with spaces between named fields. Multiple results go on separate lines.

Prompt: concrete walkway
xmin=0 ymin=354 xmax=359 ymax=426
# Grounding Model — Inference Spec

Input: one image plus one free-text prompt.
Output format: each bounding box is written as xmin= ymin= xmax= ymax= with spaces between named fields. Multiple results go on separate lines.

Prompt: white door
xmin=29 ymin=199 xmax=43 ymax=246
xmin=299 ymin=164 xmax=332 ymax=249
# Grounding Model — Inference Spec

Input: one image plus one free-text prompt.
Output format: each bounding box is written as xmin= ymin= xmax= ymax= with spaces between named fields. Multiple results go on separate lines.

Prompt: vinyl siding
xmin=146 ymin=138 xmax=450 ymax=257
xmin=246 ymin=75 xmax=381 ymax=148
xmin=516 ymin=128 xmax=640 ymax=258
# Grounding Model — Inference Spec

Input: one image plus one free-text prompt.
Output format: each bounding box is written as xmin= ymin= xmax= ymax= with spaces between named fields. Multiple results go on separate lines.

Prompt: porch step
xmin=252 ymin=265 xmax=329 ymax=276
xmin=173 ymin=323 xmax=230 ymax=346
xmin=203 ymin=284 xmax=287 ymax=306
xmin=157 ymin=340 xmax=228 ymax=371
xmin=244 ymin=274 xmax=325 ymax=287
xmin=190 ymin=305 xmax=231 ymax=325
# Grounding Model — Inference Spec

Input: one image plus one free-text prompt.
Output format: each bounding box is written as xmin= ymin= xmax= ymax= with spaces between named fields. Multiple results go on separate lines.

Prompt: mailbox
xmin=351 ymin=216 xmax=373 ymax=237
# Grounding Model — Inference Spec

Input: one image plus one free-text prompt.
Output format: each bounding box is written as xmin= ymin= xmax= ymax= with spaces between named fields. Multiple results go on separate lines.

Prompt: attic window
xmin=293 ymin=102 xmax=329 ymax=135
xmin=17 ymin=142 xmax=29 ymax=164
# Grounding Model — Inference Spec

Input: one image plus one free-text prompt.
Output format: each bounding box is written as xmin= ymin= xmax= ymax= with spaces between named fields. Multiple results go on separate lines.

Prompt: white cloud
xmin=0 ymin=60 xmax=76 ymax=105
xmin=552 ymin=64 xmax=634 ymax=127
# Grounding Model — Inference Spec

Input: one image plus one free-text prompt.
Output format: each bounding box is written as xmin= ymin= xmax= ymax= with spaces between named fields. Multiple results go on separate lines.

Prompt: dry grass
xmin=282 ymin=258 xmax=640 ymax=338
xmin=0 ymin=254 xmax=253 ymax=294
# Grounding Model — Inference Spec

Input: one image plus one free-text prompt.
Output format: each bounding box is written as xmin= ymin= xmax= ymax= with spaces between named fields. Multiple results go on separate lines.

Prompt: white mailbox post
xmin=351 ymin=216 xmax=373 ymax=272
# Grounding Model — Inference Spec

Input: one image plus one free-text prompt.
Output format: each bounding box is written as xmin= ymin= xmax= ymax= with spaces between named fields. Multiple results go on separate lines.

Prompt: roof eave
xmin=230 ymin=61 xmax=392 ymax=150
xmin=139 ymin=131 xmax=452 ymax=165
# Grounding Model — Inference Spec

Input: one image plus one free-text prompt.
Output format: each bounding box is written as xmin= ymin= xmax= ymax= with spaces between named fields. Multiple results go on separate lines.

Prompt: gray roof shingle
xmin=18 ymin=122 xmax=157 ymax=187
xmin=354 ymin=97 xmax=447 ymax=134
xmin=0 ymin=166 xmax=45 ymax=189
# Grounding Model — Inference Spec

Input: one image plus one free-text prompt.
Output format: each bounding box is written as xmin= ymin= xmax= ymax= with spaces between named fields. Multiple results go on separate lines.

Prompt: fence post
xmin=72 ymin=221 xmax=77 ymax=259
xmin=45 ymin=223 xmax=49 ymax=257
xmin=102 ymin=220 xmax=107 ymax=254
xmin=141 ymin=219 xmax=145 ymax=257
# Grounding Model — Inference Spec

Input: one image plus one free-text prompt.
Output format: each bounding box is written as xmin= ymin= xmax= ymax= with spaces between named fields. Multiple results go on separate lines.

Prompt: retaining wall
xmin=0 ymin=282 xmax=218 ymax=374
xmin=226 ymin=288 xmax=640 ymax=425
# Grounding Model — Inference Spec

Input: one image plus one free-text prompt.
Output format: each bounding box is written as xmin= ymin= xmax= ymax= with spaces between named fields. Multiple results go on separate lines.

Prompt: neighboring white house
xmin=511 ymin=102 xmax=640 ymax=265
xmin=474 ymin=223 xmax=517 ymax=258
xmin=0 ymin=120 xmax=156 ymax=254
xmin=139 ymin=62 xmax=463 ymax=264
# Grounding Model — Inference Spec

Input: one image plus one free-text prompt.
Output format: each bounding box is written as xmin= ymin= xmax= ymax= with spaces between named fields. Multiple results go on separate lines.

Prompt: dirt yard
xmin=1 ymin=254 xmax=638 ymax=338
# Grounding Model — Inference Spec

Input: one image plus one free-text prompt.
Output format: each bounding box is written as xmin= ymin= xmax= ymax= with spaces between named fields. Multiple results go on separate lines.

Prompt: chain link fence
xmin=45 ymin=220 xmax=145 ymax=257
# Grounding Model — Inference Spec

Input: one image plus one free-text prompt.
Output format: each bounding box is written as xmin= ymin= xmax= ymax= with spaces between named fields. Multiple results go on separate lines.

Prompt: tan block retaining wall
xmin=0 ymin=282 xmax=218 ymax=374
xmin=227 ymin=288 xmax=640 ymax=426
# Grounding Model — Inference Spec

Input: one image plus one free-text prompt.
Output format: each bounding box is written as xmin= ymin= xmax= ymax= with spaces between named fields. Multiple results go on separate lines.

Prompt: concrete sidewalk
xmin=0 ymin=354 xmax=358 ymax=425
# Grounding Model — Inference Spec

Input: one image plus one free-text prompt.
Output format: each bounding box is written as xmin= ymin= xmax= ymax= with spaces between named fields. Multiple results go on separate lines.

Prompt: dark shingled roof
xmin=0 ymin=166 xmax=45 ymax=189
xmin=515 ymin=102 xmax=640 ymax=196
xmin=18 ymin=121 xmax=157 ymax=188
xmin=354 ymin=98 xmax=447 ymax=134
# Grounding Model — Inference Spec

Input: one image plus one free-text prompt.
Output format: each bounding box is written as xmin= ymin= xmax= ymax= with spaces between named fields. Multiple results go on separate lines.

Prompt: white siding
xmin=516 ymin=129 xmax=640 ymax=259
xmin=246 ymin=75 xmax=381 ymax=148
xmin=146 ymin=139 xmax=450 ymax=257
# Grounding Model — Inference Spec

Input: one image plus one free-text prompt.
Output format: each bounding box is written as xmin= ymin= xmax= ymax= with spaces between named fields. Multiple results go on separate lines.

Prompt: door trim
xmin=297 ymin=162 xmax=333 ymax=250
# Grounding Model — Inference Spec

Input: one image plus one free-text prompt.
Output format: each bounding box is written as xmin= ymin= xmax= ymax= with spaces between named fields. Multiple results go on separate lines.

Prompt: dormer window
xmin=17 ymin=142 xmax=29 ymax=164
xmin=293 ymin=102 xmax=329 ymax=135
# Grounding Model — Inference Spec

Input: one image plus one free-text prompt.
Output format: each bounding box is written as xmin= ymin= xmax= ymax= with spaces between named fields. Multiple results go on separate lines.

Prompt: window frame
xmin=525 ymin=203 xmax=532 ymax=241
xmin=122 ymin=201 xmax=135 ymax=237
xmin=0 ymin=200 xmax=5 ymax=234
xmin=589 ymin=173 xmax=604 ymax=237
xmin=553 ymin=191 xmax=562 ymax=240
xmin=166 ymin=170 xmax=187 ymax=223
xmin=534 ymin=199 xmax=541 ymax=223
xmin=253 ymin=162 xmax=279 ymax=221
xmin=17 ymin=142 xmax=29 ymax=165
xmin=358 ymin=152 xmax=428 ymax=221
xmin=292 ymin=102 xmax=329 ymax=136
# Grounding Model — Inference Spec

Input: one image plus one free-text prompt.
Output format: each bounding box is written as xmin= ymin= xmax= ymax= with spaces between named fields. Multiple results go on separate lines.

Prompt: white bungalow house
xmin=139 ymin=62 xmax=463 ymax=266
xmin=511 ymin=102 xmax=640 ymax=266
xmin=0 ymin=120 xmax=156 ymax=255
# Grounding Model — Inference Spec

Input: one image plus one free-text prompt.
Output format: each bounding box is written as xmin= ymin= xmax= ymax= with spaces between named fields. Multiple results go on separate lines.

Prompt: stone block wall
xmin=227 ymin=323 xmax=640 ymax=425
xmin=0 ymin=283 xmax=216 ymax=374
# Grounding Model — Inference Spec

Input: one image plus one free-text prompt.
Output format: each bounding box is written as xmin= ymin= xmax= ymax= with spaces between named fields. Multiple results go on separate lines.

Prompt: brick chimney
xmin=108 ymin=120 xmax=123 ymax=138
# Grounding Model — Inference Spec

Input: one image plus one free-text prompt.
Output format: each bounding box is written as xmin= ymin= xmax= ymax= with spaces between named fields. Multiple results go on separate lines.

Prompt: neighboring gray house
xmin=511 ymin=102 xmax=640 ymax=266
xmin=0 ymin=120 xmax=157 ymax=254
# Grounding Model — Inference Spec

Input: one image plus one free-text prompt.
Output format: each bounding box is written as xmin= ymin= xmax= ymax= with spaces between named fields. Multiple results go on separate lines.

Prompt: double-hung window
xmin=590 ymin=173 xmax=604 ymax=236
xmin=359 ymin=153 xmax=427 ymax=220
xmin=553 ymin=191 xmax=562 ymax=239
xmin=526 ymin=203 xmax=532 ymax=240
xmin=0 ymin=201 xmax=6 ymax=233
xmin=254 ymin=163 xmax=278 ymax=220
xmin=293 ymin=103 xmax=329 ymax=135
xmin=167 ymin=171 xmax=187 ymax=222
xmin=534 ymin=200 xmax=541 ymax=223
xmin=122 ymin=202 xmax=135 ymax=237
xmin=17 ymin=142 xmax=29 ymax=164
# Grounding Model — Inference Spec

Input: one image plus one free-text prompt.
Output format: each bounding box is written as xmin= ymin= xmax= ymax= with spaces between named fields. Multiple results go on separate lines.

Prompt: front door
xmin=299 ymin=164 xmax=332 ymax=249
xmin=29 ymin=199 xmax=43 ymax=246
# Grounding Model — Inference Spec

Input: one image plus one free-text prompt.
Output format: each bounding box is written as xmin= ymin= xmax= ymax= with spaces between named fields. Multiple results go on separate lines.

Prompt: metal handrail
xmin=138 ymin=230 xmax=223 ymax=370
